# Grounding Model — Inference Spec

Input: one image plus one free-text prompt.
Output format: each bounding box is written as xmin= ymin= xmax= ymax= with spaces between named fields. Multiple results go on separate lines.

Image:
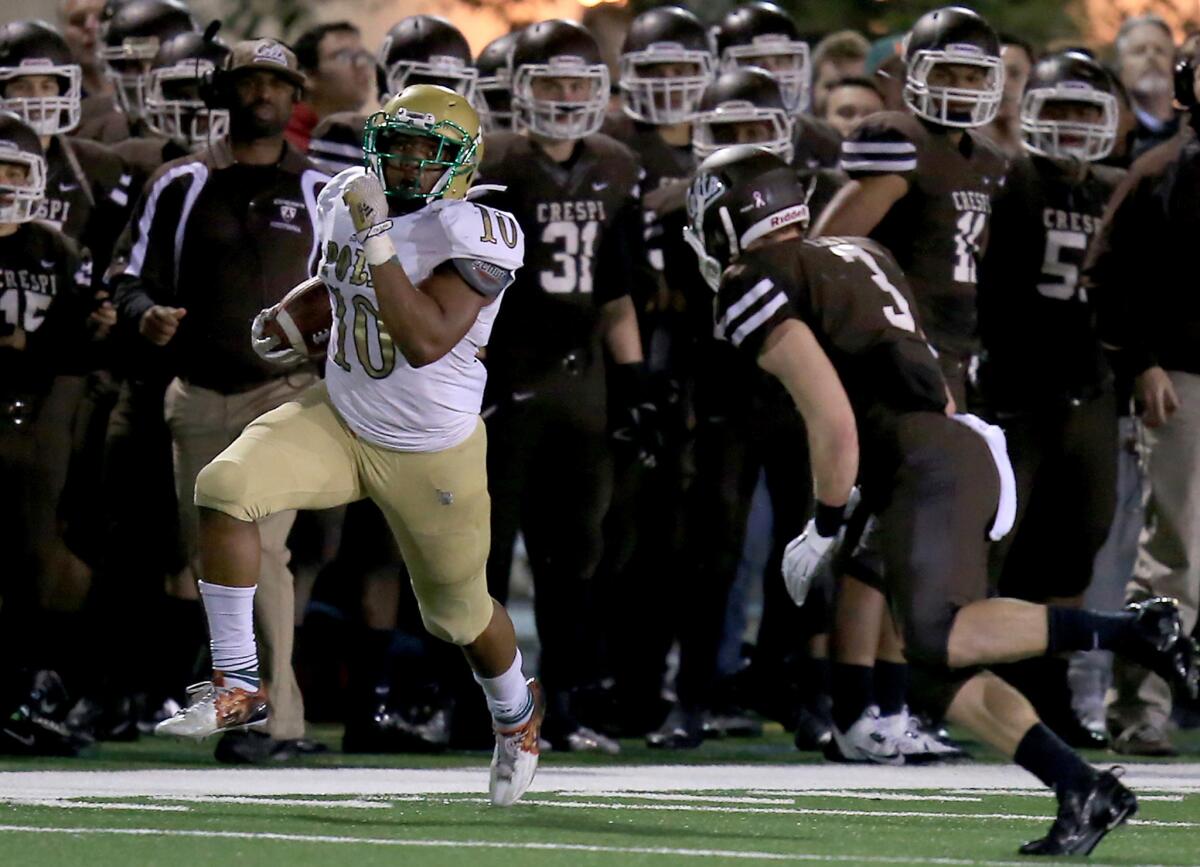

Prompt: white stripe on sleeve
xmin=731 ymin=292 xmax=788 ymax=347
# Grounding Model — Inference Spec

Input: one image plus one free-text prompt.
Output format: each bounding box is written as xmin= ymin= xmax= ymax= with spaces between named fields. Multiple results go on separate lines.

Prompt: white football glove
xmin=251 ymin=306 xmax=306 ymax=366
xmin=781 ymin=522 xmax=839 ymax=607
xmin=781 ymin=487 xmax=861 ymax=607
xmin=342 ymin=174 xmax=395 ymax=265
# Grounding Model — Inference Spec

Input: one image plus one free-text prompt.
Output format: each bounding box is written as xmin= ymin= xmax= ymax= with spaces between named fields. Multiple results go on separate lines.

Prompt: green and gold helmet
xmin=362 ymin=83 xmax=482 ymax=204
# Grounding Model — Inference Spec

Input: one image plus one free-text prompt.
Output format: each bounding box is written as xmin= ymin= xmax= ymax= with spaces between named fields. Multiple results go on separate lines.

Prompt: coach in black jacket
xmin=112 ymin=39 xmax=328 ymax=762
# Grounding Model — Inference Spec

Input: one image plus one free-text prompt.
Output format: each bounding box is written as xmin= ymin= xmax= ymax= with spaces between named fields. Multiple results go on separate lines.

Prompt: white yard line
xmin=946 ymin=788 xmax=1185 ymax=802
xmin=0 ymin=800 xmax=188 ymax=812
xmin=0 ymin=824 xmax=1181 ymax=867
xmin=149 ymin=796 xmax=391 ymax=809
xmin=0 ymin=763 xmax=1197 ymax=800
xmin=747 ymin=790 xmax=985 ymax=802
xmin=475 ymin=797 xmax=1200 ymax=828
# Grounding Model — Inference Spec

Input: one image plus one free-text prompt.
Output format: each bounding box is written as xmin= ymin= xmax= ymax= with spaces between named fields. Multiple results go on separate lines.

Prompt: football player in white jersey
xmin=155 ymin=84 xmax=543 ymax=807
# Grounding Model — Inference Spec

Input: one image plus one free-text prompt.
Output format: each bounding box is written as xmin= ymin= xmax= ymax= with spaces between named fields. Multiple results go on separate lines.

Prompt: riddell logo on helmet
xmin=770 ymin=207 xmax=805 ymax=227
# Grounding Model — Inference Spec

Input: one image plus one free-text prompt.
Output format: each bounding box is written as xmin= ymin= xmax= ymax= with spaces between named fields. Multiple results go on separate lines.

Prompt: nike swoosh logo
xmin=40 ymin=260 xmax=55 ymax=269
xmin=59 ymin=182 xmax=79 ymax=192
xmin=3 ymin=729 xmax=35 ymax=747
xmin=512 ymin=391 xmax=535 ymax=403
xmin=591 ymin=181 xmax=608 ymax=191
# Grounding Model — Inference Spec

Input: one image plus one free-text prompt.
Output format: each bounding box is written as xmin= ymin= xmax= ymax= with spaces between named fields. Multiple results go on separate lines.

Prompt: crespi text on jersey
xmin=951 ymin=190 xmax=991 ymax=214
xmin=536 ymin=199 xmax=608 ymax=225
xmin=1043 ymin=208 xmax=1102 ymax=236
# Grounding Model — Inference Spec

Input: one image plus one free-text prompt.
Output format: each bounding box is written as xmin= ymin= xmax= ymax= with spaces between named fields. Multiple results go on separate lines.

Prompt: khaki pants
xmin=1108 ymin=370 xmax=1200 ymax=732
xmin=164 ymin=373 xmax=314 ymax=740
xmin=195 ymin=383 xmax=493 ymax=647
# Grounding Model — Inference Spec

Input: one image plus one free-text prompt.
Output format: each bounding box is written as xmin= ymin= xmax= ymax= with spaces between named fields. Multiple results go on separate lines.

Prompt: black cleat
xmin=1019 ymin=769 xmax=1137 ymax=857
xmin=1126 ymin=597 xmax=1200 ymax=700
xmin=342 ymin=700 xmax=451 ymax=754
xmin=646 ymin=705 xmax=704 ymax=750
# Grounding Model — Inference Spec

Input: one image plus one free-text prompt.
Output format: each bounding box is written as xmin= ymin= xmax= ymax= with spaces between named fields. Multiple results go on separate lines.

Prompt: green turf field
xmin=1 ymin=728 xmax=1198 ymax=866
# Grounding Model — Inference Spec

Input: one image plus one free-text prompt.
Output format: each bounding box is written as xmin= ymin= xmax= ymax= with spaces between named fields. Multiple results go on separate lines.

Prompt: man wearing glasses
xmin=287 ymin=21 xmax=372 ymax=152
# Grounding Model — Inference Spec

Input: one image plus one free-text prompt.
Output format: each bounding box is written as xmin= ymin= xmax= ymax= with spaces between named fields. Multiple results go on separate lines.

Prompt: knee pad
xmin=194 ymin=459 xmax=253 ymax=521
xmin=413 ymin=576 xmax=493 ymax=647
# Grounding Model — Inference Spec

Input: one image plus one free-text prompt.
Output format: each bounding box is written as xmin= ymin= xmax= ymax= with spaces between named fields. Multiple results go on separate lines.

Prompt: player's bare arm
xmin=756 ymin=317 xmax=857 ymax=509
xmin=371 ymin=257 xmax=490 ymax=368
xmin=810 ymin=173 xmax=908 ymax=238
xmin=599 ymin=294 xmax=644 ymax=364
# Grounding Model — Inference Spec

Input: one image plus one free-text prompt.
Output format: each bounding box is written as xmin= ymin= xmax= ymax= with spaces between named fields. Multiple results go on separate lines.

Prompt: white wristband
xmin=363 ymin=232 xmax=396 ymax=267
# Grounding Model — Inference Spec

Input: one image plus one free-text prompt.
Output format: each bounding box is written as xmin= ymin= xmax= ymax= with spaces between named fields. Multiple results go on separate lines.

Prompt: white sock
xmin=475 ymin=650 xmax=533 ymax=727
xmin=198 ymin=580 xmax=260 ymax=692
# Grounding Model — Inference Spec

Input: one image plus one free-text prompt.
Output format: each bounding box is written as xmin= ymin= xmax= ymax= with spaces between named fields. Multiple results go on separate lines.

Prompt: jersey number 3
xmin=828 ymin=242 xmax=917 ymax=333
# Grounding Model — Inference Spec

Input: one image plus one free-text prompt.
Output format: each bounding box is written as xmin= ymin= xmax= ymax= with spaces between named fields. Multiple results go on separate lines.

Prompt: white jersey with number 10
xmin=314 ymin=167 xmax=525 ymax=452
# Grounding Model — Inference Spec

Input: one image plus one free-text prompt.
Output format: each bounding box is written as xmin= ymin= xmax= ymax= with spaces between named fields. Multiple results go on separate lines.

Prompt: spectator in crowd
xmin=979 ymin=34 xmax=1035 ymax=157
xmin=111 ymin=38 xmax=328 ymax=764
xmin=286 ymin=21 xmax=371 ymax=152
xmin=1087 ymin=41 xmax=1200 ymax=756
xmin=810 ymin=30 xmax=870 ymax=116
xmin=1114 ymin=14 xmax=1179 ymax=159
xmin=822 ymin=76 xmax=884 ymax=139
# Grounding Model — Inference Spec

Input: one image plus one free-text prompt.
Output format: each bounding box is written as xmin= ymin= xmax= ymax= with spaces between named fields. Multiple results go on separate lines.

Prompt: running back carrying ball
xmin=251 ymin=275 xmax=333 ymax=363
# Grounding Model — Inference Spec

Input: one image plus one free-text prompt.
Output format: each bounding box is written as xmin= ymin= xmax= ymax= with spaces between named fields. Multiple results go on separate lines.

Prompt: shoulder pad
xmin=435 ymin=199 xmax=525 ymax=273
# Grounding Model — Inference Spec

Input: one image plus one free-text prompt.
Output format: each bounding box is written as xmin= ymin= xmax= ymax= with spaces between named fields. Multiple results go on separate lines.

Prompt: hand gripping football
xmin=255 ymin=276 xmax=333 ymax=363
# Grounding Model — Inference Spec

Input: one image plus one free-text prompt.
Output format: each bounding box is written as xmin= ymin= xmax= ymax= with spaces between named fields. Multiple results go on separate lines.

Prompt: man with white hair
xmin=1114 ymin=14 xmax=1179 ymax=159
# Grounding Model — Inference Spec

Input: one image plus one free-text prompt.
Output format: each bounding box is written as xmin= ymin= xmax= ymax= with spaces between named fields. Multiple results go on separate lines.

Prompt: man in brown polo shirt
xmin=112 ymin=38 xmax=329 ymax=763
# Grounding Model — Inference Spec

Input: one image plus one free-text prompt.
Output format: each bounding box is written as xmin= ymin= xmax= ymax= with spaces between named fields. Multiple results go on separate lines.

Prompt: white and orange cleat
xmin=154 ymin=673 xmax=269 ymax=740
xmin=489 ymin=678 xmax=545 ymax=807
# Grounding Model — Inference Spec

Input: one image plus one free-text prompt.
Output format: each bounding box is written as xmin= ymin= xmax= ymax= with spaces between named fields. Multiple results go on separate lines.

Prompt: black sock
xmin=802 ymin=656 xmax=832 ymax=697
xmin=1046 ymin=607 xmax=1135 ymax=655
xmin=831 ymin=663 xmax=874 ymax=731
xmin=875 ymin=661 xmax=908 ymax=717
xmin=1014 ymin=723 xmax=1096 ymax=794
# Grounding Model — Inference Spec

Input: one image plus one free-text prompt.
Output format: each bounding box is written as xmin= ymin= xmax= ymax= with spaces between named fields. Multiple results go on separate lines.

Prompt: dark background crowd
xmin=2 ymin=0 xmax=1199 ymax=765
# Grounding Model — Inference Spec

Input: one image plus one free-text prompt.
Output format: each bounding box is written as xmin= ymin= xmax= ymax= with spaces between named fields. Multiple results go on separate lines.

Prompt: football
xmin=260 ymin=275 xmax=333 ymax=362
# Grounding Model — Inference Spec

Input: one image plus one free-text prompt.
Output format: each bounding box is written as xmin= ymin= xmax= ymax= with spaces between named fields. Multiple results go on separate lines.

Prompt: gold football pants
xmin=195 ymin=382 xmax=494 ymax=646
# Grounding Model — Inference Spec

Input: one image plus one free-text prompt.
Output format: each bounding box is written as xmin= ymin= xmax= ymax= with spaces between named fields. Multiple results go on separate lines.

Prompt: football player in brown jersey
xmin=689 ymin=145 xmax=1198 ymax=858
xmin=474 ymin=19 xmax=657 ymax=754
xmin=475 ymin=31 xmax=518 ymax=134
xmin=595 ymin=6 xmax=713 ymax=739
xmin=93 ymin=0 xmax=198 ymax=143
xmin=0 ymin=111 xmax=109 ymax=714
xmin=812 ymin=5 xmax=1008 ymax=763
xmin=978 ymin=51 xmax=1127 ymax=749
xmin=0 ymin=20 xmax=132 ymax=280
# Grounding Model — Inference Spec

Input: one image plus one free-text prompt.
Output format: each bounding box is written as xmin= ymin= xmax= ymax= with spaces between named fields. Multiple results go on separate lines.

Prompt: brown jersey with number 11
xmin=840 ymin=111 xmax=1007 ymax=360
